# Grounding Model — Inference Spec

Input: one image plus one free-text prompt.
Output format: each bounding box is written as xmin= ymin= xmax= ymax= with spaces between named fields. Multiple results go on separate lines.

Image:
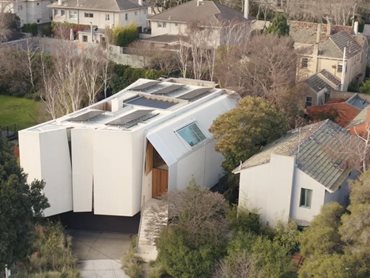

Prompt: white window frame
xmin=105 ymin=13 xmax=110 ymax=20
xmin=299 ymin=188 xmax=312 ymax=208
xmin=176 ymin=122 xmax=207 ymax=148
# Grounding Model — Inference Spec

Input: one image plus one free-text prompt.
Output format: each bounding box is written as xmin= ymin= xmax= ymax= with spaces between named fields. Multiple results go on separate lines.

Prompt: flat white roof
xmin=23 ymin=78 xmax=235 ymax=133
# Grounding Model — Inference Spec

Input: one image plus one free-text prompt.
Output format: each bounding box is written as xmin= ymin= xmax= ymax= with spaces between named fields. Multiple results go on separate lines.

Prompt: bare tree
xmin=39 ymin=41 xmax=111 ymax=119
xmin=25 ymin=38 xmax=39 ymax=90
xmin=177 ymin=37 xmax=190 ymax=78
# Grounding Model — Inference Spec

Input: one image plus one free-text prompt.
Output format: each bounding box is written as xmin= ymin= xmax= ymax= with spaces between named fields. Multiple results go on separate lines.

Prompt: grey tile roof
xmin=236 ymin=120 xmax=354 ymax=192
xmin=305 ymin=70 xmax=340 ymax=94
xmin=330 ymin=31 xmax=362 ymax=58
xmin=149 ymin=0 xmax=247 ymax=26
xmin=49 ymin=0 xmax=142 ymax=11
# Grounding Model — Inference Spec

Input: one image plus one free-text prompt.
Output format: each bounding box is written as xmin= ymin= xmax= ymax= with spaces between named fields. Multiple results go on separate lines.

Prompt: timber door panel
xmin=152 ymin=168 xmax=168 ymax=198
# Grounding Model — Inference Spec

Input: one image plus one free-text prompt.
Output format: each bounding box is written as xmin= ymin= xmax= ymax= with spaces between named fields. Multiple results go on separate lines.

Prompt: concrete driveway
xmin=69 ymin=230 xmax=132 ymax=278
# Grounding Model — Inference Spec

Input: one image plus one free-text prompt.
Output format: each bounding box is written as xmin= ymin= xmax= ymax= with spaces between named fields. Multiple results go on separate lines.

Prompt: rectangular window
xmin=299 ymin=188 xmax=312 ymax=208
xmin=105 ymin=14 xmax=110 ymax=20
xmin=125 ymin=13 xmax=128 ymax=20
xmin=337 ymin=64 xmax=343 ymax=73
xmin=53 ymin=9 xmax=58 ymax=16
xmin=163 ymin=22 xmax=166 ymax=28
xmin=301 ymin=57 xmax=308 ymax=68
xmin=84 ymin=12 xmax=93 ymax=18
xmin=305 ymin=96 xmax=313 ymax=107
xmin=177 ymin=122 xmax=206 ymax=147
xmin=135 ymin=11 xmax=137 ymax=15
xmin=69 ymin=10 xmax=78 ymax=20
xmin=61 ymin=9 xmax=65 ymax=16
xmin=82 ymin=35 xmax=88 ymax=42
xmin=157 ymin=22 xmax=162 ymax=28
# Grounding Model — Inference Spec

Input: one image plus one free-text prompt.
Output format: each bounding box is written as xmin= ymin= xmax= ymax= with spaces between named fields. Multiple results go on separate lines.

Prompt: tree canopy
xmin=266 ymin=13 xmax=290 ymax=36
xmin=0 ymin=137 xmax=49 ymax=266
xmin=210 ymin=96 xmax=289 ymax=172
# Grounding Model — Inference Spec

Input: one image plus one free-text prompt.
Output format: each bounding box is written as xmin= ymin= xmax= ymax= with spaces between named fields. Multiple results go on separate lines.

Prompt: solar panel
xmin=68 ymin=110 xmax=105 ymax=122
xmin=125 ymin=96 xmax=177 ymax=109
xmin=107 ymin=110 xmax=159 ymax=128
xmin=130 ymin=81 xmax=160 ymax=91
xmin=152 ymin=84 xmax=184 ymax=95
xmin=178 ymin=88 xmax=212 ymax=101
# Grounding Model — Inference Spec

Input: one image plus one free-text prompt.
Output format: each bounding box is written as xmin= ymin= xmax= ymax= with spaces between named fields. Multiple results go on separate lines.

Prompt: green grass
xmin=0 ymin=95 xmax=41 ymax=129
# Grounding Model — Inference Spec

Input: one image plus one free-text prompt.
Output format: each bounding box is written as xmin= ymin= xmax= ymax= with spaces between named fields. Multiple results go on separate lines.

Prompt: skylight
xmin=177 ymin=122 xmax=206 ymax=147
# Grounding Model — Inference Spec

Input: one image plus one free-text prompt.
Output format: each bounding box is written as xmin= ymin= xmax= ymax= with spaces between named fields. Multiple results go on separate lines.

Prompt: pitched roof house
xmin=49 ymin=0 xmax=147 ymax=43
xmin=19 ymin=78 xmax=238 ymax=217
xmin=296 ymin=24 xmax=368 ymax=92
xmin=235 ymin=120 xmax=357 ymax=226
xmin=149 ymin=0 xmax=249 ymax=46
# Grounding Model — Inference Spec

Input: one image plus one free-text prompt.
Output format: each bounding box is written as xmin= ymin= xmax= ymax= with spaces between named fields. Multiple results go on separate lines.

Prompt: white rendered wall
xmin=93 ymin=129 xmax=142 ymax=216
xmin=52 ymin=8 xmax=147 ymax=29
xmin=238 ymin=154 xmax=295 ymax=226
xmin=150 ymin=21 xmax=187 ymax=36
xmin=71 ymin=128 xmax=94 ymax=212
xmin=290 ymin=169 xmax=326 ymax=224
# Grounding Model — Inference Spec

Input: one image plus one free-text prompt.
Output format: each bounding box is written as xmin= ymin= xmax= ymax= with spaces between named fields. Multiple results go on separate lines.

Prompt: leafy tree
xmin=156 ymin=185 xmax=230 ymax=277
xmin=266 ymin=13 xmax=290 ymax=36
xmin=210 ymin=96 xmax=289 ymax=172
xmin=359 ymin=79 xmax=370 ymax=94
xmin=299 ymin=202 xmax=345 ymax=258
xmin=112 ymin=24 xmax=139 ymax=47
xmin=0 ymin=137 xmax=49 ymax=267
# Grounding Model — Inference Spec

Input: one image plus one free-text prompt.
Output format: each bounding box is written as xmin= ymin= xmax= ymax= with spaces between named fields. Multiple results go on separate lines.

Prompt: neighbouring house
xmin=307 ymin=93 xmax=368 ymax=127
xmin=49 ymin=0 xmax=148 ymax=43
xmin=148 ymin=0 xmax=250 ymax=47
xmin=18 ymin=78 xmax=238 ymax=217
xmin=235 ymin=120 xmax=357 ymax=227
xmin=0 ymin=0 xmax=51 ymax=26
xmin=302 ymin=69 xmax=341 ymax=107
xmin=294 ymin=21 xmax=368 ymax=91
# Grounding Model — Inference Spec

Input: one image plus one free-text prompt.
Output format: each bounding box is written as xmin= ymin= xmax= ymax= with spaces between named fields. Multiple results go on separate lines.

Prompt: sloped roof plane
xmin=235 ymin=120 xmax=356 ymax=191
xmin=49 ymin=0 xmax=142 ymax=11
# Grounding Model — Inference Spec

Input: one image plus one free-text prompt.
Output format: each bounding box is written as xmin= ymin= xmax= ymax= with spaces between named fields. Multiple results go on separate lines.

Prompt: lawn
xmin=0 ymin=95 xmax=41 ymax=130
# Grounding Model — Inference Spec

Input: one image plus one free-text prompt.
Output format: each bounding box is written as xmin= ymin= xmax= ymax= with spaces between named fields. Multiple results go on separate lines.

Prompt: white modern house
xmin=49 ymin=0 xmax=148 ymax=43
xmin=19 ymin=78 xmax=238 ymax=217
xmin=235 ymin=120 xmax=357 ymax=227
xmin=0 ymin=0 xmax=52 ymax=26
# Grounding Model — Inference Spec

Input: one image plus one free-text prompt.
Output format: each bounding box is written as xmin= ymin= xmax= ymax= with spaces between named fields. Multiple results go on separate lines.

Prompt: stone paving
xmin=69 ymin=230 xmax=132 ymax=278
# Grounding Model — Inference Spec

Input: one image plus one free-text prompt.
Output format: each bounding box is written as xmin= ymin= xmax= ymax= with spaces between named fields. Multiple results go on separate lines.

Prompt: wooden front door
xmin=152 ymin=168 xmax=168 ymax=198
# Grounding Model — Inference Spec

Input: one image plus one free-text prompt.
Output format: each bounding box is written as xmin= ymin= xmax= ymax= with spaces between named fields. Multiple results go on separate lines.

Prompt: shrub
xmin=22 ymin=23 xmax=38 ymax=36
xmin=359 ymin=79 xmax=370 ymax=94
xmin=112 ymin=24 xmax=139 ymax=47
xmin=122 ymin=235 xmax=144 ymax=278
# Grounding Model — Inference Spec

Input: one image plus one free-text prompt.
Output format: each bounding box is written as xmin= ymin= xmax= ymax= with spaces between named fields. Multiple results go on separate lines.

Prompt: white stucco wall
xmin=93 ymin=130 xmax=138 ymax=216
xmin=150 ymin=20 xmax=187 ymax=36
xmin=52 ymin=7 xmax=147 ymax=29
xmin=290 ymin=169 xmax=326 ymax=224
xmin=238 ymin=154 xmax=295 ymax=226
xmin=71 ymin=128 xmax=94 ymax=212
xmin=19 ymin=127 xmax=73 ymax=217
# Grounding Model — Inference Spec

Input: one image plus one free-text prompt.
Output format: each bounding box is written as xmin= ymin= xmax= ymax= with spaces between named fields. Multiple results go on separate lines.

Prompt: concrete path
xmin=69 ymin=230 xmax=132 ymax=278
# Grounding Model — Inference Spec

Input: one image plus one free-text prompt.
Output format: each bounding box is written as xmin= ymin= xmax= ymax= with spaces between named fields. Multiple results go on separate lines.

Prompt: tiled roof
xmin=307 ymin=102 xmax=361 ymax=127
xmin=49 ymin=0 xmax=142 ymax=11
xmin=236 ymin=120 xmax=354 ymax=191
xmin=329 ymin=31 xmax=362 ymax=58
xmin=305 ymin=70 xmax=340 ymax=94
xmin=149 ymin=0 xmax=247 ymax=26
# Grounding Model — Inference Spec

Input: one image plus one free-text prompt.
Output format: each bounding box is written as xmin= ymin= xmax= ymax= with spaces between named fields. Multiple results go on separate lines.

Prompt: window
xmin=125 ymin=13 xmax=128 ymax=20
xmin=105 ymin=13 xmax=110 ymax=20
xmin=337 ymin=64 xmax=343 ymax=73
xmin=37 ymin=2 xmax=40 ymax=5
xmin=305 ymin=96 xmax=313 ymax=107
xmin=53 ymin=9 xmax=58 ymax=16
xmin=163 ymin=22 xmax=166 ymax=28
xmin=301 ymin=57 xmax=308 ymax=68
xmin=177 ymin=122 xmax=206 ymax=147
xmin=299 ymin=188 xmax=312 ymax=208
xmin=69 ymin=10 xmax=78 ymax=20
xmin=157 ymin=22 xmax=162 ymax=28
xmin=18 ymin=5 xmax=23 ymax=11
xmin=61 ymin=9 xmax=65 ymax=16
xmin=82 ymin=35 xmax=88 ymax=42
xmin=84 ymin=12 xmax=93 ymax=18
xmin=135 ymin=11 xmax=137 ymax=15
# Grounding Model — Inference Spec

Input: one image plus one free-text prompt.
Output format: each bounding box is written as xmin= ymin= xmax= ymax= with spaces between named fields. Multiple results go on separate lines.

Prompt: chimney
xmin=244 ymin=0 xmax=249 ymax=20
xmin=354 ymin=21 xmax=359 ymax=35
xmin=197 ymin=0 xmax=200 ymax=6
xmin=57 ymin=0 xmax=62 ymax=5
xmin=138 ymin=0 xmax=142 ymax=5
xmin=326 ymin=20 xmax=331 ymax=36
xmin=316 ymin=23 xmax=321 ymax=43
